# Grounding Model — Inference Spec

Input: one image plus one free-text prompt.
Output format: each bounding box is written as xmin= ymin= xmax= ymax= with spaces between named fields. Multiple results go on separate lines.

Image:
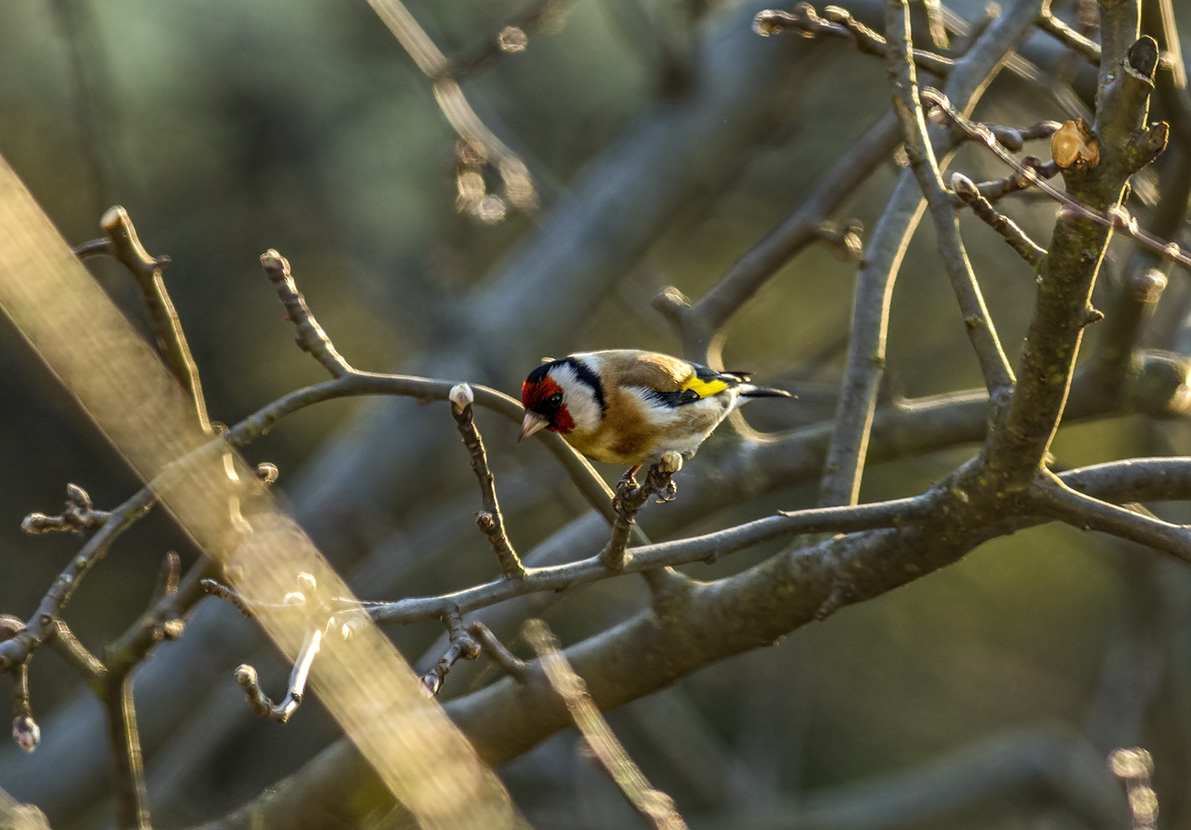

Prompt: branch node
xmin=1080 ymin=307 xmax=1106 ymax=328
xmin=468 ymin=621 xmax=528 ymax=684
xmin=22 ymin=484 xmax=110 ymax=535
xmin=420 ymin=606 xmax=483 ymax=696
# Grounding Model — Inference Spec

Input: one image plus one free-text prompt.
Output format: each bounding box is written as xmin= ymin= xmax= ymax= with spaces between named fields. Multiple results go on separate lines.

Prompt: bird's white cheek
xmin=563 ymin=391 xmax=603 ymax=434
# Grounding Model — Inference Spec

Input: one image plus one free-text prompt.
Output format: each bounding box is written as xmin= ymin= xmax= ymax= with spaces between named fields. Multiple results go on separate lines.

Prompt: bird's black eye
xmin=545 ymin=392 xmax=564 ymax=411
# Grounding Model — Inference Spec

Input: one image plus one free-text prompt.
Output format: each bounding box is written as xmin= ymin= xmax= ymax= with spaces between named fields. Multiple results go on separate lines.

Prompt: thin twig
xmin=10 ymin=657 xmax=38 ymax=754
xmin=951 ymin=172 xmax=1048 ymax=265
xmin=234 ymin=624 xmax=323 ymax=725
xmin=261 ymin=250 xmax=354 ymax=378
xmin=200 ymin=578 xmax=256 ymax=618
xmin=819 ymin=0 xmax=1037 ymax=506
xmin=101 ymin=206 xmax=211 ymax=435
xmin=101 ymin=675 xmax=149 ymax=829
xmin=47 ymin=619 xmax=105 ymax=682
xmin=886 ymin=2 xmax=1016 ymax=394
xmin=420 ymin=606 xmax=481 ymax=696
xmin=364 ymin=0 xmax=537 ymax=212
xmin=524 ymin=619 xmax=689 ymax=830
xmin=970 ymin=155 xmax=1061 ymax=201
xmin=368 ymin=491 xmax=942 ymax=625
xmin=71 ymin=237 xmax=110 ymax=258
xmin=21 ymin=483 xmax=110 ymax=534
xmin=0 ymin=487 xmax=156 ymax=673
xmin=1037 ymin=0 xmax=1101 ymax=65
xmin=924 ymin=89 xmax=1187 ymax=270
xmin=753 ymin=5 xmax=953 ymax=76
xmin=819 ymin=170 xmax=925 ymax=508
xmin=449 ymin=383 xmax=525 ymax=578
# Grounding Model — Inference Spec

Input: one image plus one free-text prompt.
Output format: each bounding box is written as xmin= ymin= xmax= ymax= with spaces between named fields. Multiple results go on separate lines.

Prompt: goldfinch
xmin=519 ymin=349 xmax=790 ymax=469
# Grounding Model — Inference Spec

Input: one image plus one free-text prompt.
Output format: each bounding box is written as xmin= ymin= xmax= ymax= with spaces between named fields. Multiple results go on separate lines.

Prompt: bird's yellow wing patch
xmin=679 ymin=375 xmax=729 ymax=399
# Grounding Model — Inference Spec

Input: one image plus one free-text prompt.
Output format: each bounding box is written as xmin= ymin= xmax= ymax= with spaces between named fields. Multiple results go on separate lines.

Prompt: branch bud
xmin=12 ymin=714 xmax=39 ymax=753
xmin=950 ymin=171 xmax=978 ymax=199
xmin=449 ymin=383 xmax=475 ymax=416
xmin=658 ymin=452 xmax=684 ymax=474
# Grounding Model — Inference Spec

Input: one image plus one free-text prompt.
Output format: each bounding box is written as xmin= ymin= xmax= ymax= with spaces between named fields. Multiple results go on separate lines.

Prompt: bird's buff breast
xmin=562 ymin=386 xmax=727 ymax=466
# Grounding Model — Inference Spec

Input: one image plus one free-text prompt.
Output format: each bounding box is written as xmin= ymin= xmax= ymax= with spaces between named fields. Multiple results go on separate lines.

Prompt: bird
xmin=519 ymin=349 xmax=790 ymax=477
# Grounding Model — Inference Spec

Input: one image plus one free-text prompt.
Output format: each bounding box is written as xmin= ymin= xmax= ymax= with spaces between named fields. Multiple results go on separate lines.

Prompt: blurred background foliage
xmin=0 ymin=0 xmax=1188 ymax=827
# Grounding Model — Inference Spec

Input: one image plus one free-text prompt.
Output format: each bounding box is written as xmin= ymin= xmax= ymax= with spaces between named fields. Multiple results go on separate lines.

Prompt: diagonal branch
xmin=101 ymin=206 xmax=211 ymax=435
xmin=524 ymin=620 xmax=688 ymax=830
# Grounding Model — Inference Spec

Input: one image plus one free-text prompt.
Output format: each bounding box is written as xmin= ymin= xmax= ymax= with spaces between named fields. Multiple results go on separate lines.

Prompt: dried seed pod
xmin=1051 ymin=119 xmax=1099 ymax=168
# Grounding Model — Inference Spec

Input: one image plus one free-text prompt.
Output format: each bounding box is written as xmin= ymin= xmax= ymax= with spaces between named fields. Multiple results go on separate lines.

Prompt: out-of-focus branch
xmin=446 ymin=0 xmax=571 ymax=80
xmin=696 ymin=728 xmax=1126 ymax=830
xmin=1089 ymin=145 xmax=1191 ymax=401
xmin=754 ymin=4 xmax=954 ymax=76
xmin=364 ymin=0 xmax=537 ymax=212
xmin=661 ymin=113 xmax=900 ymax=359
xmin=1037 ymin=0 xmax=1101 ymax=65
xmin=524 ymin=620 xmax=688 ymax=830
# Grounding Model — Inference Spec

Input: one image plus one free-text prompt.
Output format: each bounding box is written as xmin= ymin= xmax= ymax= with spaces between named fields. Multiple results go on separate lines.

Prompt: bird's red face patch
xmin=522 ymin=377 xmax=574 ymax=433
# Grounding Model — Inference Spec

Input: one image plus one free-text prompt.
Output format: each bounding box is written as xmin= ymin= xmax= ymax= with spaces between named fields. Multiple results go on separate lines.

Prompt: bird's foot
xmin=652 ymin=478 xmax=678 ymax=503
xmin=616 ymin=465 xmax=641 ymax=494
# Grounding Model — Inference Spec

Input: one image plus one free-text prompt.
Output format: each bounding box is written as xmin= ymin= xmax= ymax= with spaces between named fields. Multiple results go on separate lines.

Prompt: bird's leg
xmin=612 ymin=465 xmax=641 ymax=521
xmin=617 ymin=465 xmax=641 ymax=492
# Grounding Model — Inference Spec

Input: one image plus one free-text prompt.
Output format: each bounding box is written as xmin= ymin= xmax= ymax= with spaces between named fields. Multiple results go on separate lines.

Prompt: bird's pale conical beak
xmin=519 ymin=411 xmax=549 ymax=443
